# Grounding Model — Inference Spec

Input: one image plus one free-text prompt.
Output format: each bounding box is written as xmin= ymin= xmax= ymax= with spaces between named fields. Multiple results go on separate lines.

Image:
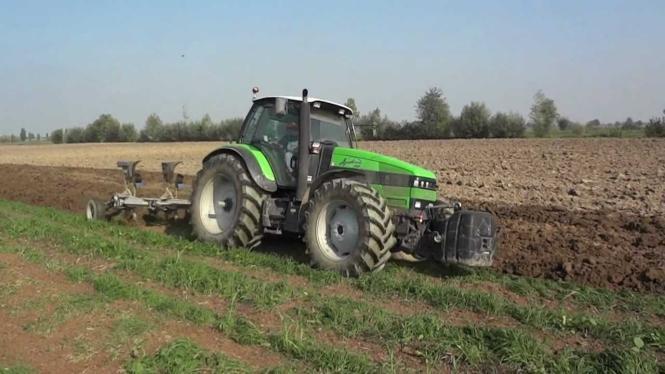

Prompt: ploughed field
xmin=0 ymin=139 xmax=663 ymax=372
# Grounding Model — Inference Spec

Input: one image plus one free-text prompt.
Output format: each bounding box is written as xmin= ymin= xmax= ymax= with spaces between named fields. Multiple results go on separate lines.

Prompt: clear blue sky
xmin=1 ymin=0 xmax=664 ymax=134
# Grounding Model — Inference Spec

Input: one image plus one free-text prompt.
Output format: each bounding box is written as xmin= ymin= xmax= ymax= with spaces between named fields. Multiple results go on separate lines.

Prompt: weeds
xmin=0 ymin=364 xmax=33 ymax=374
xmin=125 ymin=339 xmax=250 ymax=374
xmin=0 ymin=199 xmax=663 ymax=372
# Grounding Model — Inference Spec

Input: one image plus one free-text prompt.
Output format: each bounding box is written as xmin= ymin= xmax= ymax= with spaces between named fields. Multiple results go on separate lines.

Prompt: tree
xmin=51 ymin=129 xmax=63 ymax=144
xmin=558 ymin=117 xmax=572 ymax=131
xmin=66 ymin=127 xmax=85 ymax=143
xmin=119 ymin=123 xmax=138 ymax=142
xmin=37 ymin=134 xmax=41 ymax=141
xmin=141 ymin=113 xmax=164 ymax=141
xmin=220 ymin=118 xmax=243 ymax=140
xmin=19 ymin=128 xmax=27 ymax=142
xmin=621 ymin=117 xmax=642 ymax=130
xmin=357 ymin=108 xmax=382 ymax=139
xmin=344 ymin=98 xmax=359 ymax=121
xmin=529 ymin=90 xmax=558 ymax=137
xmin=28 ymin=132 xmax=35 ymax=141
xmin=416 ymin=87 xmax=451 ymax=138
xmin=84 ymin=114 xmax=121 ymax=142
xmin=453 ymin=102 xmax=491 ymax=138
xmin=644 ymin=110 xmax=665 ymax=137
xmin=489 ymin=112 xmax=526 ymax=138
xmin=586 ymin=119 xmax=601 ymax=129
xmin=645 ymin=120 xmax=665 ymax=137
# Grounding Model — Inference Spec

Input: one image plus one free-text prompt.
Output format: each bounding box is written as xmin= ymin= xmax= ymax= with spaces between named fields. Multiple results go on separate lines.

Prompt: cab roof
xmin=254 ymin=96 xmax=353 ymax=114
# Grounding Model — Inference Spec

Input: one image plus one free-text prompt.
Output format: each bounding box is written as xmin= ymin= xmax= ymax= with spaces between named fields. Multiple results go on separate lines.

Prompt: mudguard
xmin=202 ymin=144 xmax=277 ymax=192
xmin=304 ymin=168 xmax=367 ymax=203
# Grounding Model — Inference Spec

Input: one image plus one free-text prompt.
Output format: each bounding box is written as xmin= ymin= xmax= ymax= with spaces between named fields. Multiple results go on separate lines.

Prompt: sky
xmin=1 ymin=0 xmax=664 ymax=134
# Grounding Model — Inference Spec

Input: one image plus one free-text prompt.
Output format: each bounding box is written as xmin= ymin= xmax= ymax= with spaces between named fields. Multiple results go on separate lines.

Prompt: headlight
xmin=411 ymin=177 xmax=437 ymax=190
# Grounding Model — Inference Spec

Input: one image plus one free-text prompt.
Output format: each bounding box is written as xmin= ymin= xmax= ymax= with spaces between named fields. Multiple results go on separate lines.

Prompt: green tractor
xmin=189 ymin=89 xmax=497 ymax=276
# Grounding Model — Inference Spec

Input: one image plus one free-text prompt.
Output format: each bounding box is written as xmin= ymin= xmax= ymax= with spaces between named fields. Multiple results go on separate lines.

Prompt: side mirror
xmin=275 ymin=97 xmax=288 ymax=116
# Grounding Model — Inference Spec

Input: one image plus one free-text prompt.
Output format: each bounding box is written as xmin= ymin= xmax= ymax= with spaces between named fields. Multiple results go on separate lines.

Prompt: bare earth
xmin=2 ymin=138 xmax=664 ymax=215
xmin=1 ymin=139 xmax=664 ymax=292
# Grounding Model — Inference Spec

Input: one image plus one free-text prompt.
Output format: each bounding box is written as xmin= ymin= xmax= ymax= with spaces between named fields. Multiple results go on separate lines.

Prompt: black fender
xmin=303 ymin=168 xmax=368 ymax=204
xmin=202 ymin=146 xmax=277 ymax=192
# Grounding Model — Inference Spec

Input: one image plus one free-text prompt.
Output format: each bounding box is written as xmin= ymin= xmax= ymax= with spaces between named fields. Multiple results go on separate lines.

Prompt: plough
xmin=85 ymin=161 xmax=190 ymax=221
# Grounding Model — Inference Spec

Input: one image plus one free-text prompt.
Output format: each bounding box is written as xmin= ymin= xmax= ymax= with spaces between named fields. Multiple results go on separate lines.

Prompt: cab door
xmin=240 ymin=99 xmax=300 ymax=188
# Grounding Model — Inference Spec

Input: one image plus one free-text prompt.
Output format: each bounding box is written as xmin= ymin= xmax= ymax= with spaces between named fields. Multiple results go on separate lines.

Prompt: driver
xmin=281 ymin=121 xmax=298 ymax=173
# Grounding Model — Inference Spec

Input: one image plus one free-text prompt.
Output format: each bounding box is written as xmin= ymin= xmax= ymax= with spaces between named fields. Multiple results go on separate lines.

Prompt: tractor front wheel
xmin=190 ymin=154 xmax=266 ymax=249
xmin=305 ymin=179 xmax=396 ymax=276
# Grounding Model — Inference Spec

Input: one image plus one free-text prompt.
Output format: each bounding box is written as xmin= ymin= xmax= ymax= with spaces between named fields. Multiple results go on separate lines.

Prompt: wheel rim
xmin=199 ymin=174 xmax=237 ymax=235
xmin=315 ymin=200 xmax=360 ymax=261
xmin=86 ymin=200 xmax=96 ymax=220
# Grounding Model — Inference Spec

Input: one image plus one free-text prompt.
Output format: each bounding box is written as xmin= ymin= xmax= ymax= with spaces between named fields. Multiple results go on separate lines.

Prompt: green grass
xmin=125 ymin=339 xmax=250 ymax=374
xmin=0 ymin=364 xmax=33 ymax=374
xmin=0 ymin=199 xmax=662 ymax=372
xmin=23 ymin=293 xmax=104 ymax=335
xmin=107 ymin=313 xmax=154 ymax=359
xmin=67 ymin=267 xmax=383 ymax=372
xmin=3 ymin=198 xmax=661 ymax=318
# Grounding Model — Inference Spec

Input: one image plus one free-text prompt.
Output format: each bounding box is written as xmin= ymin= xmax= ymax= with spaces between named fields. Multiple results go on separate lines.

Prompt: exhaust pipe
xmin=296 ymin=89 xmax=311 ymax=202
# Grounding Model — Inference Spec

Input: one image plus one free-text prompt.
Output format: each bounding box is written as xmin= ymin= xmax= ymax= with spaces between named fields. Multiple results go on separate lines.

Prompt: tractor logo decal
xmin=338 ymin=157 xmax=362 ymax=168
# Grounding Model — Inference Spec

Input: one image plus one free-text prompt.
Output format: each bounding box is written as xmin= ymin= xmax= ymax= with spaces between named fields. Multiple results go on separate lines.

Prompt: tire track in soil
xmin=0 ymin=163 xmax=663 ymax=292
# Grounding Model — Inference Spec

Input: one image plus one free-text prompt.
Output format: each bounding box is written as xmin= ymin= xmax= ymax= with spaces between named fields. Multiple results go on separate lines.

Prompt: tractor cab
xmin=238 ymin=96 xmax=355 ymax=189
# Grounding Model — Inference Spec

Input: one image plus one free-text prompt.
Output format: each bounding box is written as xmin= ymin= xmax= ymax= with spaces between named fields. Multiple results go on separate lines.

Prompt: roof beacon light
xmin=252 ymin=86 xmax=260 ymax=100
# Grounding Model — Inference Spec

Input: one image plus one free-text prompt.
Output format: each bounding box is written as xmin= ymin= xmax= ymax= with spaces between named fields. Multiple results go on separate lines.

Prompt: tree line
xmin=1 ymin=88 xmax=663 ymax=144
xmin=46 ymin=114 xmax=243 ymax=144
xmin=347 ymin=88 xmax=665 ymax=140
xmin=0 ymin=128 xmax=49 ymax=144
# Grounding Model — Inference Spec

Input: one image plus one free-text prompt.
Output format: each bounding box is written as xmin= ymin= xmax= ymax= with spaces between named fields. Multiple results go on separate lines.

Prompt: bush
xmin=137 ymin=116 xmax=244 ymax=142
xmin=51 ymin=129 xmax=64 ymax=144
xmin=65 ymin=127 xmax=85 ymax=143
xmin=119 ymin=124 xmax=138 ymax=142
xmin=489 ymin=112 xmax=526 ymax=138
xmin=644 ymin=119 xmax=665 ymax=137
xmin=84 ymin=114 xmax=122 ymax=142
xmin=569 ymin=123 xmax=585 ymax=136
xmin=452 ymin=102 xmax=491 ymax=138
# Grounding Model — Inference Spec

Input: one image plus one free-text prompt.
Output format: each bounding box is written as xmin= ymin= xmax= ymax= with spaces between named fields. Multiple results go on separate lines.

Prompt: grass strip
xmin=295 ymin=296 xmax=661 ymax=373
xmin=3 ymin=199 xmax=662 ymax=318
xmin=124 ymin=338 xmax=250 ymax=374
xmin=1 ymin=200 xmax=663 ymax=363
xmin=0 ymin=241 xmax=383 ymax=372
xmin=0 ymin=364 xmax=33 ymax=374
xmin=0 ymin=209 xmax=293 ymax=309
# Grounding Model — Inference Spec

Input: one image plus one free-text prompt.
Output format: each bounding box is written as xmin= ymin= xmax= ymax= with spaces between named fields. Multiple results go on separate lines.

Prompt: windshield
xmin=311 ymin=108 xmax=351 ymax=147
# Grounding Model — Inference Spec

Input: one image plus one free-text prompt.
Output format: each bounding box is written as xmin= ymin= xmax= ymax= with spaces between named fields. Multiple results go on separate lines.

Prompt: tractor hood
xmin=331 ymin=147 xmax=436 ymax=180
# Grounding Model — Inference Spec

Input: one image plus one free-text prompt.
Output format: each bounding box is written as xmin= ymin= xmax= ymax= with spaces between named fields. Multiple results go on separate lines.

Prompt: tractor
xmin=88 ymin=88 xmax=497 ymax=276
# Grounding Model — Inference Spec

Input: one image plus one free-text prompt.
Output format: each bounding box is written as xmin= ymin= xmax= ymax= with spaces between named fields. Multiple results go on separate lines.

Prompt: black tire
xmin=190 ymin=153 xmax=266 ymax=249
xmin=304 ymin=179 xmax=396 ymax=276
xmin=85 ymin=199 xmax=107 ymax=221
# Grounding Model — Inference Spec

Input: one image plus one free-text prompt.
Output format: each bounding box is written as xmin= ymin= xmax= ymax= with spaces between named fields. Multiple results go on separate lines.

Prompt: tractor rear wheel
xmin=190 ymin=154 xmax=266 ymax=249
xmin=304 ymin=179 xmax=396 ymax=276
